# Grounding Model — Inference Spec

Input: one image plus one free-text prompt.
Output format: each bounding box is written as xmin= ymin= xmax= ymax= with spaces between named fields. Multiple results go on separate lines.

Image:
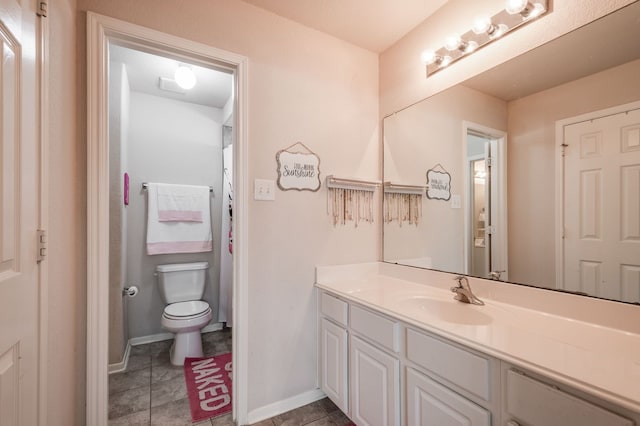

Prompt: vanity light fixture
xmin=422 ymin=0 xmax=549 ymax=77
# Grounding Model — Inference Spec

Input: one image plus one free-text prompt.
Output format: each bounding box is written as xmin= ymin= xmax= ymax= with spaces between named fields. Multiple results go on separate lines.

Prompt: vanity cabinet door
xmin=321 ymin=318 xmax=349 ymax=413
xmin=350 ymin=335 xmax=400 ymax=426
xmin=505 ymin=369 xmax=634 ymax=426
xmin=406 ymin=367 xmax=491 ymax=426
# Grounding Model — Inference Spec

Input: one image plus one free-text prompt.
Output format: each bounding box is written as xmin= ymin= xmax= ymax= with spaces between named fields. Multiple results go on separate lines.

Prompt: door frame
xmin=462 ymin=121 xmax=508 ymax=279
xmin=554 ymin=99 xmax=640 ymax=290
xmin=86 ymin=13 xmax=249 ymax=425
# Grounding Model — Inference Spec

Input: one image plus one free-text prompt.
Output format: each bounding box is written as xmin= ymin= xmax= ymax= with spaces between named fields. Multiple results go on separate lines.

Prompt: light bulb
xmin=472 ymin=16 xmax=492 ymax=34
xmin=490 ymin=24 xmax=509 ymax=39
xmin=174 ymin=65 xmax=196 ymax=90
xmin=529 ymin=3 xmax=546 ymax=18
xmin=445 ymin=34 xmax=462 ymax=51
xmin=420 ymin=50 xmax=437 ymax=65
xmin=465 ymin=41 xmax=479 ymax=53
xmin=505 ymin=0 xmax=529 ymax=15
xmin=439 ymin=56 xmax=452 ymax=67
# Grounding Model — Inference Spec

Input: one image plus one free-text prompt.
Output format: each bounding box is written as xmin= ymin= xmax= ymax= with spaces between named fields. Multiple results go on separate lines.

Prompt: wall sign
xmin=276 ymin=142 xmax=321 ymax=192
xmin=426 ymin=163 xmax=451 ymax=201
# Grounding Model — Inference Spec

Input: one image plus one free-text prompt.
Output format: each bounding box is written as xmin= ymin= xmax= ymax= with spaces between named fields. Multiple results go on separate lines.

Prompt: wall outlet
xmin=254 ymin=179 xmax=275 ymax=201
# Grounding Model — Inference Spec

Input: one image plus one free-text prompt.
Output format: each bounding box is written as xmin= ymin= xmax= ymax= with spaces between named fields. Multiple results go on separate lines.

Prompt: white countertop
xmin=315 ymin=262 xmax=640 ymax=413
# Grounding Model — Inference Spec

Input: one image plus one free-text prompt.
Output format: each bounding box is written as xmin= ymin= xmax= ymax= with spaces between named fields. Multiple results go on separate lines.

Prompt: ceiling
xmin=109 ymin=1 xmax=450 ymax=107
xmin=109 ymin=44 xmax=233 ymax=109
xmin=240 ymin=0 xmax=449 ymax=52
xmin=463 ymin=1 xmax=640 ymax=101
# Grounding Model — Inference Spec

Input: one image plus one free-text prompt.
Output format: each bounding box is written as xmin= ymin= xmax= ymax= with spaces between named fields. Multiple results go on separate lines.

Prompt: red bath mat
xmin=184 ymin=353 xmax=232 ymax=422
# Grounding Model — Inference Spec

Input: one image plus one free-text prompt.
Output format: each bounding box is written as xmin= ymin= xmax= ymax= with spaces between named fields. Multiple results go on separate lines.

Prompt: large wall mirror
xmin=383 ymin=2 xmax=640 ymax=304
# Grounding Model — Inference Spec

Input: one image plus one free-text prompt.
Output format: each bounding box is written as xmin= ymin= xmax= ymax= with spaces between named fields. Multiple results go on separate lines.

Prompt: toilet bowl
xmin=156 ymin=262 xmax=212 ymax=366
xmin=161 ymin=300 xmax=213 ymax=366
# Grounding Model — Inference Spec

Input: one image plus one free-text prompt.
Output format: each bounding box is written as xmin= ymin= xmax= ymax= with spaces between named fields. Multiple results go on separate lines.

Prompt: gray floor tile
xmin=249 ymin=419 xmax=274 ymax=426
xmin=128 ymin=354 xmax=152 ymax=371
xmin=211 ymin=412 xmax=235 ymax=425
xmin=130 ymin=344 xmax=151 ymax=357
xmin=328 ymin=410 xmax=353 ymax=426
xmin=150 ymin=397 xmax=215 ymax=425
xmin=108 ymin=409 xmax=150 ymax=425
xmin=152 ymin=358 xmax=185 ymax=384
xmin=109 ymin=386 xmax=151 ymax=419
xmin=109 ymin=367 xmax=151 ymax=395
xmin=316 ymin=397 xmax=339 ymax=415
xmin=272 ymin=401 xmax=326 ymax=426
xmin=149 ymin=339 xmax=173 ymax=356
xmin=151 ymin=375 xmax=188 ymax=408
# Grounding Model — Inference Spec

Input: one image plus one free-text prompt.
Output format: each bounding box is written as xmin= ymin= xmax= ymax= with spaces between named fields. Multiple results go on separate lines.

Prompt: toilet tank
xmin=156 ymin=262 xmax=208 ymax=304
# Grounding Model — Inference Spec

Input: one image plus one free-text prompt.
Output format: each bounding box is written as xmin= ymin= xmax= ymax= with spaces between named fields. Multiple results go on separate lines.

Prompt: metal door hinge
xmin=37 ymin=229 xmax=47 ymax=262
xmin=37 ymin=1 xmax=47 ymax=17
xmin=486 ymin=157 xmax=493 ymax=167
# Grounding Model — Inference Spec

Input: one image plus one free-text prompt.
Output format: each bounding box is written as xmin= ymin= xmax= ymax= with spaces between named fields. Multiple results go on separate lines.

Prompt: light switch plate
xmin=254 ymin=179 xmax=275 ymax=201
xmin=451 ymin=194 xmax=461 ymax=209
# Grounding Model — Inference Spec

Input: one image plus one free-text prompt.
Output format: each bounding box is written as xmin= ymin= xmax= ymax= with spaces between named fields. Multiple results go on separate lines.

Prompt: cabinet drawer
xmin=321 ymin=292 xmax=348 ymax=326
xmin=406 ymin=367 xmax=490 ymax=426
xmin=406 ymin=328 xmax=490 ymax=401
xmin=505 ymin=369 xmax=633 ymax=426
xmin=350 ymin=304 xmax=400 ymax=352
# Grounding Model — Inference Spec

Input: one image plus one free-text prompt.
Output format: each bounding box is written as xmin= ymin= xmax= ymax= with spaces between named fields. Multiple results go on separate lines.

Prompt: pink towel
xmin=146 ymin=183 xmax=212 ymax=255
xmin=156 ymin=183 xmax=209 ymax=222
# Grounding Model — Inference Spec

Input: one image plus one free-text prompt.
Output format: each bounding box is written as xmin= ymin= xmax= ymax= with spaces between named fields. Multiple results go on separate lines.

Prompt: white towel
xmin=156 ymin=183 xmax=209 ymax=222
xmin=146 ymin=183 xmax=212 ymax=255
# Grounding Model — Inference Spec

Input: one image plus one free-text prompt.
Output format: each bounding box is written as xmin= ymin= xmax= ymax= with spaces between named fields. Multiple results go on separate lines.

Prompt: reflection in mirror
xmin=383 ymin=2 xmax=640 ymax=304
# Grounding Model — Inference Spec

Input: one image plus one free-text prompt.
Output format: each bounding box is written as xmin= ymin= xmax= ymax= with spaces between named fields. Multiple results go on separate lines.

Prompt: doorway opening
xmin=106 ymin=42 xmax=235 ymax=423
xmin=87 ymin=13 xmax=249 ymax=425
xmin=463 ymin=122 xmax=508 ymax=281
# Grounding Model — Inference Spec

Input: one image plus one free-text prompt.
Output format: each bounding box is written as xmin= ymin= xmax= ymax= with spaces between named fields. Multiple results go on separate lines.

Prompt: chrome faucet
xmin=450 ymin=276 xmax=484 ymax=305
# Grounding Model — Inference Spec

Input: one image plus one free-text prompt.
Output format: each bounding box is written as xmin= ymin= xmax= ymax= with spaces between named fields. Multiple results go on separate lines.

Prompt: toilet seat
xmin=163 ymin=300 xmax=210 ymax=320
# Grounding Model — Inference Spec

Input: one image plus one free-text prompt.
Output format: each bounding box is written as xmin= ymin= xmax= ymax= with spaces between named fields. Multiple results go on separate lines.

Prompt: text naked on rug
xmin=184 ymin=352 xmax=232 ymax=422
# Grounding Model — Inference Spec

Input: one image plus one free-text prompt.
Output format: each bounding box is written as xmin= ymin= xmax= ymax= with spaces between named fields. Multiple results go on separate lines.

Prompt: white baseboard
xmin=128 ymin=322 xmax=223 ymax=347
xmin=108 ymin=322 xmax=224 ymax=373
xmin=108 ymin=342 xmax=131 ymax=374
xmin=247 ymin=388 xmax=327 ymax=425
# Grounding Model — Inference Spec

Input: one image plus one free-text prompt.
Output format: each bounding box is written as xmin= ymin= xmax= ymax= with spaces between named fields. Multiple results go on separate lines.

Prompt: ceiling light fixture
xmin=174 ymin=64 xmax=197 ymax=90
xmin=421 ymin=0 xmax=549 ymax=77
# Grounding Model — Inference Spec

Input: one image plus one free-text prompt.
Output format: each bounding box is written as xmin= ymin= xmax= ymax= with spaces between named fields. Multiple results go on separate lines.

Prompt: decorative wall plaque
xmin=276 ymin=142 xmax=321 ymax=192
xmin=426 ymin=164 xmax=451 ymax=201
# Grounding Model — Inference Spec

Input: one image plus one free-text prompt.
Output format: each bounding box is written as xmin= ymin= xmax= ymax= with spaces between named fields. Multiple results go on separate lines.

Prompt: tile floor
xmin=108 ymin=328 xmax=352 ymax=425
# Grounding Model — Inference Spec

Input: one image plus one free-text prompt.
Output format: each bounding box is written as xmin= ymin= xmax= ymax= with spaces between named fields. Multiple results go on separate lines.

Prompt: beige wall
xmin=383 ymin=85 xmax=506 ymax=272
xmin=45 ymin=0 xmax=638 ymax=424
xmin=73 ymin=0 xmax=379 ymax=419
xmin=507 ymin=59 xmax=640 ymax=287
xmin=48 ymin=0 xmax=85 ymax=424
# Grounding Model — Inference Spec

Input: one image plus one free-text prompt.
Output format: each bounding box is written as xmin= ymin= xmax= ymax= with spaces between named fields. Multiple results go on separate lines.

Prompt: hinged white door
xmin=406 ymin=367 xmax=490 ymax=426
xmin=0 ymin=0 xmax=41 ymax=425
xmin=563 ymin=106 xmax=640 ymax=301
xmin=321 ymin=318 xmax=348 ymax=413
xmin=350 ymin=335 xmax=400 ymax=426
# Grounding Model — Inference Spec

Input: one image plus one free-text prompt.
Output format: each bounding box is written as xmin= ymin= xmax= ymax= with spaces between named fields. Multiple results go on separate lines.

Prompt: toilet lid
xmin=164 ymin=301 xmax=210 ymax=318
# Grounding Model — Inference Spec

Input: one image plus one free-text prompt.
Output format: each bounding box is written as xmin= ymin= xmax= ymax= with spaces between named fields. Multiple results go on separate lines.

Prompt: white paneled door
xmin=563 ymin=106 xmax=640 ymax=301
xmin=0 ymin=0 xmax=41 ymax=425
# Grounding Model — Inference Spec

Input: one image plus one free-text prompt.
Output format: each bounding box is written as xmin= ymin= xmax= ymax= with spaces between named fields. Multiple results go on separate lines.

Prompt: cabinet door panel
xmin=321 ymin=318 xmax=348 ymax=412
xmin=506 ymin=369 xmax=633 ymax=426
xmin=350 ymin=336 xmax=400 ymax=426
xmin=406 ymin=368 xmax=490 ymax=426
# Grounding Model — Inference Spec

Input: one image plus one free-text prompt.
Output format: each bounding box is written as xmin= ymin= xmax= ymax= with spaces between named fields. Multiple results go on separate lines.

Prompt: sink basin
xmin=397 ymin=296 xmax=493 ymax=325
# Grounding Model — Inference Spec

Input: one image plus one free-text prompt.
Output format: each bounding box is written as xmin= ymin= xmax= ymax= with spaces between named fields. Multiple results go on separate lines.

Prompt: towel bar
xmin=142 ymin=182 xmax=214 ymax=193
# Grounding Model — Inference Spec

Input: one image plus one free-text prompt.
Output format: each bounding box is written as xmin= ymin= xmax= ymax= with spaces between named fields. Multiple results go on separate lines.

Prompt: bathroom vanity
xmin=316 ymin=263 xmax=640 ymax=425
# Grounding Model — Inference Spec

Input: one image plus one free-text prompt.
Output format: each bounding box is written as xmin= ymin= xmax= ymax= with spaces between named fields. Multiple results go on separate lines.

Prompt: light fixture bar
xmin=423 ymin=0 xmax=548 ymax=77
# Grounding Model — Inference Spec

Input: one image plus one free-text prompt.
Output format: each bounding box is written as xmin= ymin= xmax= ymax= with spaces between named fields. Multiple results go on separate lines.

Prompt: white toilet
xmin=156 ymin=262 xmax=213 ymax=366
